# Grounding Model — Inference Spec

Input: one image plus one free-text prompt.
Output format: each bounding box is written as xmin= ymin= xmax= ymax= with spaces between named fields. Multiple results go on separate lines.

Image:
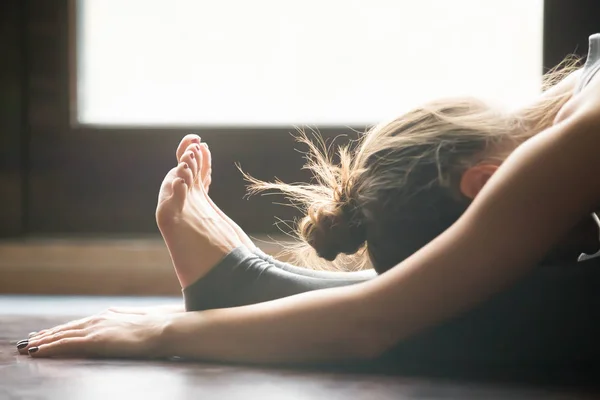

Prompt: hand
xmin=17 ymin=310 xmax=170 ymax=359
xmin=27 ymin=304 xmax=184 ymax=339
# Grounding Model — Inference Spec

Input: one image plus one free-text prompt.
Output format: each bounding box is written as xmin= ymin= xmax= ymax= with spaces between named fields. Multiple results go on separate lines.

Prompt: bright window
xmin=77 ymin=0 xmax=544 ymax=126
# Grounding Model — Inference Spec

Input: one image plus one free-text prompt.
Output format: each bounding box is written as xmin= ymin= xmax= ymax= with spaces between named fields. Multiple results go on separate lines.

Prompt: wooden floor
xmin=0 ymin=296 xmax=598 ymax=400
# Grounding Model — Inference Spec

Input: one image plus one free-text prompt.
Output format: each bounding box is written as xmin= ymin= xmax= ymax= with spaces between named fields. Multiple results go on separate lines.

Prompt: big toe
xmin=176 ymin=134 xmax=201 ymax=162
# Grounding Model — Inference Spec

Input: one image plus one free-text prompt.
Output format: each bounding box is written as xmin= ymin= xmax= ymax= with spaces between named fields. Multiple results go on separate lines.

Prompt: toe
xmin=176 ymin=162 xmax=194 ymax=188
xmin=170 ymin=177 xmax=188 ymax=210
xmin=198 ymin=143 xmax=212 ymax=190
xmin=180 ymin=150 xmax=199 ymax=182
xmin=204 ymin=169 xmax=212 ymax=191
xmin=176 ymin=134 xmax=201 ymax=162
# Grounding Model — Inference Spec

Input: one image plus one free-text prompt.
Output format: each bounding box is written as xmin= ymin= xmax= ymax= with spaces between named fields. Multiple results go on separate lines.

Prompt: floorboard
xmin=0 ymin=296 xmax=597 ymax=400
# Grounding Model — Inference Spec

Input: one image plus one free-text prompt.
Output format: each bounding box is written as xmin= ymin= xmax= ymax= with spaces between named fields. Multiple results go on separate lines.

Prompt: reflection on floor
xmin=0 ymin=296 xmax=597 ymax=400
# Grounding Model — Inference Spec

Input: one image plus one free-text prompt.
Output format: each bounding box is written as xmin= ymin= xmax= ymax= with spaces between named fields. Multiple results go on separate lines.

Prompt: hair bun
xmin=302 ymin=203 xmax=366 ymax=261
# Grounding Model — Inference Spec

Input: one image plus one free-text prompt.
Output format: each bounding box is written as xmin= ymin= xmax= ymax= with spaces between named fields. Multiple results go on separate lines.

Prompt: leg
xmin=156 ymin=141 xmax=242 ymax=288
xmin=176 ymin=134 xmax=257 ymax=251
xmin=159 ymin=136 xmax=374 ymax=308
xmin=176 ymin=134 xmax=375 ymax=279
xmin=183 ymin=246 xmax=375 ymax=311
xmin=252 ymin=247 xmax=376 ymax=279
xmin=111 ymin=135 xmax=259 ymax=316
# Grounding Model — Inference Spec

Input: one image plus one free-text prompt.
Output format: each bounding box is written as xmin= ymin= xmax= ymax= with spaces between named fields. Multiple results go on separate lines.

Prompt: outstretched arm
xmin=159 ymin=95 xmax=600 ymax=363
xmin=23 ymin=84 xmax=600 ymax=361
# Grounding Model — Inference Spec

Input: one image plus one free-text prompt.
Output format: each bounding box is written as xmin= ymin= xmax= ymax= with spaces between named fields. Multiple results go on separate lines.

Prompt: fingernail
xmin=28 ymin=347 xmax=39 ymax=354
xmin=17 ymin=340 xmax=29 ymax=349
xmin=191 ymin=136 xmax=200 ymax=143
xmin=183 ymin=163 xmax=188 ymax=169
xmin=28 ymin=332 xmax=37 ymax=337
xmin=201 ymin=143 xmax=208 ymax=149
xmin=190 ymin=153 xmax=195 ymax=159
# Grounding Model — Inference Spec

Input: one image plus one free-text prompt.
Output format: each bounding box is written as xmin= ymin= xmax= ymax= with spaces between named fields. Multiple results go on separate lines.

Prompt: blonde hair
xmin=244 ymin=57 xmax=581 ymax=273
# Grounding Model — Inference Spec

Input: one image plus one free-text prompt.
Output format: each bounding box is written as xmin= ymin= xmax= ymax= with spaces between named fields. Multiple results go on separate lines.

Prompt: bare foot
xmin=175 ymin=134 xmax=257 ymax=250
xmin=156 ymin=141 xmax=242 ymax=288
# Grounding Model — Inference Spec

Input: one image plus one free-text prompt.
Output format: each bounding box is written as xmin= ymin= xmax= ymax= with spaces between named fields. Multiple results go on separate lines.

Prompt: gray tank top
xmin=576 ymin=33 xmax=600 ymax=93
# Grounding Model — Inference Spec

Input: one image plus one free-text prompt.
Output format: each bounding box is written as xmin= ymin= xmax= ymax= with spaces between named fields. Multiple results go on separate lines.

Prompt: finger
xmin=28 ymin=330 xmax=45 ymax=339
xmin=29 ymin=317 xmax=92 ymax=343
xmin=19 ymin=329 xmax=47 ymax=348
xmin=28 ymin=337 xmax=89 ymax=358
xmin=21 ymin=329 xmax=87 ymax=355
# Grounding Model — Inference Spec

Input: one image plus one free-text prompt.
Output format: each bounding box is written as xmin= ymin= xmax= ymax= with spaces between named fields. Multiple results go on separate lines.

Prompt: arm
xmin=24 ymin=77 xmax=600 ymax=362
xmin=159 ymin=103 xmax=600 ymax=363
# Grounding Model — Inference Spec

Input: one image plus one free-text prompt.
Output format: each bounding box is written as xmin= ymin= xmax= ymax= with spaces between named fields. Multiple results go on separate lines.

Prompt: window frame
xmin=1 ymin=0 xmax=598 ymax=295
xmin=23 ymin=0 xmax=593 ymax=236
xmin=25 ymin=0 xmax=359 ymax=237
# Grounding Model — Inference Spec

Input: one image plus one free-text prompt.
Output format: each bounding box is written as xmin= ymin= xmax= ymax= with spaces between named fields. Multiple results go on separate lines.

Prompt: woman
xmin=16 ymin=35 xmax=600 ymax=369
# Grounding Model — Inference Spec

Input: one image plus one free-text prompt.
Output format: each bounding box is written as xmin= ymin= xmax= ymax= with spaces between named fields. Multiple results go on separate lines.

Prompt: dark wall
xmin=2 ymin=0 xmax=600 ymax=237
xmin=543 ymin=0 xmax=600 ymax=68
xmin=0 ymin=0 xmax=24 ymax=237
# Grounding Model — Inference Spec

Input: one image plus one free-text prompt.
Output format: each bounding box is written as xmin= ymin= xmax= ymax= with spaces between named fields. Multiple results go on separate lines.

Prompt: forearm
xmin=163 ymin=284 xmax=379 ymax=363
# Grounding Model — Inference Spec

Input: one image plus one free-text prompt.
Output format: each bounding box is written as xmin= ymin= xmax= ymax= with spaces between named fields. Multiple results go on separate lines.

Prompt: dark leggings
xmin=184 ymin=246 xmax=600 ymax=374
xmin=183 ymin=247 xmax=375 ymax=310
